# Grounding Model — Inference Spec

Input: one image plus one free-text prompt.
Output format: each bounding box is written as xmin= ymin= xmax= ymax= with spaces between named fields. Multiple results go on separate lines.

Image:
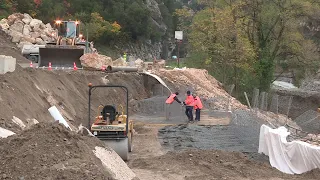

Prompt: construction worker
xmin=184 ymin=90 xmax=194 ymax=122
xmin=192 ymin=94 xmax=203 ymax=121
xmin=165 ymin=92 xmax=183 ymax=120
xmin=123 ymin=52 xmax=127 ymax=62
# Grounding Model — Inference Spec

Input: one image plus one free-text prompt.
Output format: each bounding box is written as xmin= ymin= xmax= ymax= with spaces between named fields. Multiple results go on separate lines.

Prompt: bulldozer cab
xmin=54 ymin=20 xmax=79 ymax=39
xmin=88 ymin=84 xmax=133 ymax=161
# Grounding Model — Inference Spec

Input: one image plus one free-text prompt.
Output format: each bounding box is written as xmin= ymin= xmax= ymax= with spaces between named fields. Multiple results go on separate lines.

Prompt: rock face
xmin=0 ymin=13 xmax=55 ymax=48
xmin=80 ymin=53 xmax=113 ymax=70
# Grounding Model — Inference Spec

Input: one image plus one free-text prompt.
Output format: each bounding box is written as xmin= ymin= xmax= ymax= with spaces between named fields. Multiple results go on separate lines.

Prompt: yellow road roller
xmin=88 ymin=84 xmax=133 ymax=161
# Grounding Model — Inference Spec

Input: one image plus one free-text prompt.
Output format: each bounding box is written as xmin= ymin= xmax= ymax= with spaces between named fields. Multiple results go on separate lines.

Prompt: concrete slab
xmin=0 ymin=55 xmax=16 ymax=74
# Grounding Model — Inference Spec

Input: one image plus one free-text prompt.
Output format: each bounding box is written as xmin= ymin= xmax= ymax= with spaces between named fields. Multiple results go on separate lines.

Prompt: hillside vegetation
xmin=2 ymin=0 xmax=320 ymax=104
xmin=175 ymin=0 xmax=320 ymax=101
xmin=0 ymin=0 xmax=185 ymax=45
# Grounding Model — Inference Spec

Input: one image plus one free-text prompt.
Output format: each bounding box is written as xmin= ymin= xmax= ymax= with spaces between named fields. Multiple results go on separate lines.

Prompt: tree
xmin=82 ymin=12 xmax=121 ymax=41
xmin=176 ymin=0 xmax=320 ymax=98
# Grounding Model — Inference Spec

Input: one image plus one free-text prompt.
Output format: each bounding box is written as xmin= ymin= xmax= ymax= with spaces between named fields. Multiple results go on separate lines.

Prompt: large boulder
xmin=23 ymin=25 xmax=31 ymax=36
xmin=30 ymin=32 xmax=41 ymax=38
xmin=7 ymin=13 xmax=24 ymax=25
xmin=22 ymin=14 xmax=32 ymax=25
xmin=44 ymin=28 xmax=54 ymax=36
xmin=35 ymin=38 xmax=45 ymax=45
xmin=45 ymin=23 xmax=52 ymax=29
xmin=40 ymin=34 xmax=50 ymax=42
xmin=112 ymin=58 xmax=127 ymax=66
xmin=23 ymin=13 xmax=33 ymax=20
xmin=22 ymin=18 xmax=31 ymax=25
xmin=39 ymin=23 xmax=46 ymax=30
xmin=0 ymin=19 xmax=9 ymax=30
xmin=9 ymin=21 xmax=24 ymax=33
xmin=9 ymin=31 xmax=23 ymax=43
xmin=17 ymin=41 xmax=33 ymax=49
xmin=21 ymin=36 xmax=36 ymax=44
xmin=30 ymin=19 xmax=43 ymax=29
xmin=80 ymin=53 xmax=113 ymax=70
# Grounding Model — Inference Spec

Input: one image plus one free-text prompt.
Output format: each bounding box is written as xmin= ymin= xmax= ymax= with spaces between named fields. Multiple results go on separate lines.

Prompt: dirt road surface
xmin=127 ymin=120 xmax=320 ymax=180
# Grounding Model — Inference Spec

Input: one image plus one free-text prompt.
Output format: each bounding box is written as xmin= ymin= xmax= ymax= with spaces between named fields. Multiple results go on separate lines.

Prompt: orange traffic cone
xmin=30 ymin=61 xmax=33 ymax=68
xmin=73 ymin=62 xmax=78 ymax=70
xmin=48 ymin=62 xmax=52 ymax=71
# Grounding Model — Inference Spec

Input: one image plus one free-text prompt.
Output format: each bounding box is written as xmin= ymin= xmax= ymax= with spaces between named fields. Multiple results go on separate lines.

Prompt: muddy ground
xmin=0 ymin=31 xmax=29 ymax=64
xmin=128 ymin=122 xmax=320 ymax=180
xmin=0 ymin=122 xmax=115 ymax=180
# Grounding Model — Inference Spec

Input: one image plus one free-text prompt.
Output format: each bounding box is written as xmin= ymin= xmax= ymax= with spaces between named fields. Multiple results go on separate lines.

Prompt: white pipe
xmin=48 ymin=106 xmax=70 ymax=129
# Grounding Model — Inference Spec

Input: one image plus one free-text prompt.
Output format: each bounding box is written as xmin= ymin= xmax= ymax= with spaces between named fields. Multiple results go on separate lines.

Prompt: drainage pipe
xmin=106 ymin=66 xmax=138 ymax=72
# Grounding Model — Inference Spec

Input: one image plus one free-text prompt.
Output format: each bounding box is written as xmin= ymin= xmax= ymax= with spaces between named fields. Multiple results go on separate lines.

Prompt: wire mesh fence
xmin=294 ymin=110 xmax=320 ymax=134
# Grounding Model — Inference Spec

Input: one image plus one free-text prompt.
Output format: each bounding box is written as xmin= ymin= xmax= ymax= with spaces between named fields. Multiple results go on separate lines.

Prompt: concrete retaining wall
xmin=0 ymin=55 xmax=16 ymax=74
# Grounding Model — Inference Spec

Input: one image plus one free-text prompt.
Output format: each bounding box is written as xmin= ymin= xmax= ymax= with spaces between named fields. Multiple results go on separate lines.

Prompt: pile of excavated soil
xmin=0 ymin=30 xmax=29 ymax=64
xmin=0 ymin=67 xmax=148 ymax=132
xmin=0 ymin=122 xmax=136 ymax=180
xmin=131 ymin=149 xmax=320 ymax=180
xmin=155 ymin=68 xmax=246 ymax=110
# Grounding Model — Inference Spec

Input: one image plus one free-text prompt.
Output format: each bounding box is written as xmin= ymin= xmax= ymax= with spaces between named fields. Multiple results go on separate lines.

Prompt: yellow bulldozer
xmin=38 ymin=20 xmax=90 ymax=68
xmin=88 ymin=84 xmax=133 ymax=161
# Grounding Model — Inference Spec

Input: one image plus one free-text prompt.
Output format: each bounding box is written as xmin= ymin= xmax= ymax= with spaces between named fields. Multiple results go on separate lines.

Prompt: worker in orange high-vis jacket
xmin=165 ymin=92 xmax=182 ymax=104
xmin=184 ymin=90 xmax=194 ymax=122
xmin=192 ymin=94 xmax=203 ymax=121
xmin=165 ymin=92 xmax=183 ymax=120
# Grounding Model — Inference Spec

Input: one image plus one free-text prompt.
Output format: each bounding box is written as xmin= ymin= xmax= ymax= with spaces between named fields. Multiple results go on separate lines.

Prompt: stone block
xmin=0 ymin=55 xmax=16 ymax=74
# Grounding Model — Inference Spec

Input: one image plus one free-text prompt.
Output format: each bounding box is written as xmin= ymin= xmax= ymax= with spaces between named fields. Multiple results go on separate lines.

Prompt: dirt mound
xmin=155 ymin=68 xmax=246 ymax=110
xmin=132 ymin=149 xmax=320 ymax=180
xmin=0 ymin=122 xmax=129 ymax=180
xmin=0 ymin=68 xmax=149 ymax=132
xmin=0 ymin=30 xmax=29 ymax=64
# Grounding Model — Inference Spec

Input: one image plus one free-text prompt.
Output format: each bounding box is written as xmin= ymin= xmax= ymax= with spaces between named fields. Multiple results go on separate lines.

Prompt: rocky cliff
xmin=122 ymin=0 xmax=177 ymax=60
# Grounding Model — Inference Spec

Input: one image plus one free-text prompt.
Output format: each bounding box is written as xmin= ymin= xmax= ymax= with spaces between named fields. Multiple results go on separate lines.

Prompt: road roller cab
xmin=88 ymin=84 xmax=133 ymax=161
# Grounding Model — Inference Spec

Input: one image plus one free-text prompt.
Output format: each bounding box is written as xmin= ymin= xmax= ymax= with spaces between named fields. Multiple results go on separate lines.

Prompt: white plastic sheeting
xmin=0 ymin=127 xmax=15 ymax=138
xmin=259 ymin=124 xmax=320 ymax=174
xmin=272 ymin=81 xmax=297 ymax=89
xmin=142 ymin=71 xmax=172 ymax=93
xmin=48 ymin=106 xmax=71 ymax=129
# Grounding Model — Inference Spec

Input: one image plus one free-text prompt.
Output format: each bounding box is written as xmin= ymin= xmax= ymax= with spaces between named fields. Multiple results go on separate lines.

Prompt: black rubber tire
xmin=28 ymin=55 xmax=38 ymax=63
xmin=128 ymin=132 xmax=133 ymax=152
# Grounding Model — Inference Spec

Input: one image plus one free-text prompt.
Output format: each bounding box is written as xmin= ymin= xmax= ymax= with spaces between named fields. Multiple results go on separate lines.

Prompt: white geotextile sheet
xmin=0 ymin=127 xmax=15 ymax=138
xmin=258 ymin=124 xmax=320 ymax=174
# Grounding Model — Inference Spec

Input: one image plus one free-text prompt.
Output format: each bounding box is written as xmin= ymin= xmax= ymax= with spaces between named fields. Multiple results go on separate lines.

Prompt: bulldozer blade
xmin=38 ymin=47 xmax=84 ymax=68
